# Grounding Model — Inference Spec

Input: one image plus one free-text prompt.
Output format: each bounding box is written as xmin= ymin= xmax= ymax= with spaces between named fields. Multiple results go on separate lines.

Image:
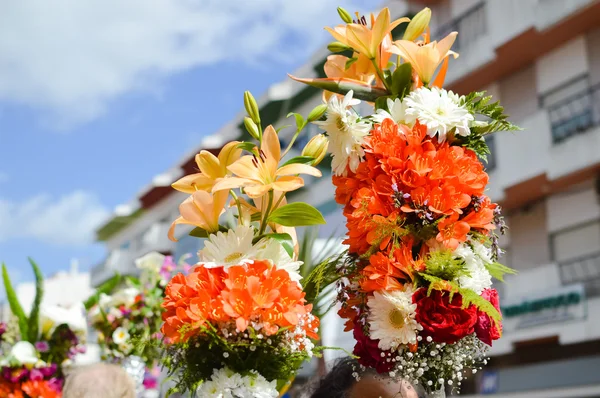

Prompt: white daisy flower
xmin=253 ymin=238 xmax=303 ymax=284
xmin=315 ymin=91 xmax=371 ymax=176
xmin=404 ymin=86 xmax=474 ymax=142
xmin=112 ymin=327 xmax=130 ymax=345
xmin=455 ymin=242 xmax=493 ymax=295
xmin=372 ymin=97 xmax=410 ymax=125
xmin=197 ymin=368 xmax=278 ymax=398
xmin=367 ymin=286 xmax=422 ymax=351
xmin=198 ymin=225 xmax=255 ymax=268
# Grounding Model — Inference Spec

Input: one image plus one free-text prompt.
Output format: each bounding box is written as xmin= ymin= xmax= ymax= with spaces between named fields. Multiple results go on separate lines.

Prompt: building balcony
xmin=434 ymin=1 xmax=486 ymax=53
xmin=547 ymin=82 xmax=600 ymax=143
xmin=559 ymin=250 xmax=600 ymax=298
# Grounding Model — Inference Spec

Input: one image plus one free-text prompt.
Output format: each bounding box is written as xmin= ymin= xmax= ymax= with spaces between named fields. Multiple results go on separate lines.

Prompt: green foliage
xmin=281 ymin=156 xmax=315 ymax=167
xmin=27 ymin=258 xmax=44 ymax=342
xmin=236 ymin=142 xmax=259 ymax=156
xmin=287 ymin=112 xmax=306 ymax=131
xmin=84 ymin=273 xmax=122 ymax=310
xmin=390 ymin=63 xmax=412 ymax=97
xmin=458 ymin=91 xmax=522 ymax=157
xmin=418 ymin=273 xmax=502 ymax=329
xmin=268 ymin=203 xmax=326 ymax=227
xmin=163 ymin=326 xmax=311 ymax=395
xmin=2 ymin=263 xmax=28 ymax=341
xmin=485 ymin=261 xmax=517 ymax=282
xmin=307 ymin=104 xmax=328 ymax=122
xmin=423 ymin=250 xmax=470 ymax=281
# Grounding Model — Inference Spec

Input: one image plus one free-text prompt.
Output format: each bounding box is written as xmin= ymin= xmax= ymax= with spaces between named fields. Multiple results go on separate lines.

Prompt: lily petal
xmin=262 ymin=125 xmax=281 ymax=174
xmin=171 ymin=174 xmax=214 ymax=193
xmin=212 ymin=176 xmax=250 ymax=192
xmin=436 ymin=32 xmax=458 ymax=59
xmin=271 ymin=176 xmax=305 ymax=192
xmin=196 ymin=151 xmax=221 ymax=180
xmin=217 ymin=141 xmax=242 ymax=171
xmin=276 ymin=163 xmax=322 ymax=177
xmin=227 ymin=156 xmax=260 ymax=181
xmin=168 ymin=216 xmax=195 ymax=241
xmin=244 ymin=184 xmax=273 ymax=199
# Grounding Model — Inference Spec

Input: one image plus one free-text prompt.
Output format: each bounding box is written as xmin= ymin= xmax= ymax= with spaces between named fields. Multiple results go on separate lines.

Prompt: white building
xmin=93 ymin=0 xmax=600 ymax=395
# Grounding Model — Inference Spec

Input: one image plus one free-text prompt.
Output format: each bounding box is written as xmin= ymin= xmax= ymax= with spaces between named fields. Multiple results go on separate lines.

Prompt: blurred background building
xmin=88 ymin=0 xmax=600 ymax=396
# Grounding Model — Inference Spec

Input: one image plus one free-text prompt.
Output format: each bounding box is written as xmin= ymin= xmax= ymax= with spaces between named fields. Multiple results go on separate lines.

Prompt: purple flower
xmin=30 ymin=368 xmax=44 ymax=381
xmin=35 ymin=341 xmax=50 ymax=353
xmin=40 ymin=364 xmax=58 ymax=378
xmin=0 ymin=322 xmax=6 ymax=338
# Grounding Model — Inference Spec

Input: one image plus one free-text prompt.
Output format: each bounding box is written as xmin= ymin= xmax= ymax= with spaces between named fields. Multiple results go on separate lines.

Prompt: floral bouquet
xmin=1 ymin=260 xmax=87 ymax=398
xmin=88 ymin=252 xmax=187 ymax=368
xmin=290 ymin=6 xmax=519 ymax=396
xmin=161 ymin=91 xmax=333 ymax=397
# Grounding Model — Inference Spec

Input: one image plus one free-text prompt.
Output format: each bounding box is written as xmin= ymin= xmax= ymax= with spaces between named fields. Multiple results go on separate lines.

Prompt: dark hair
xmin=309 ymin=357 xmax=364 ymax=398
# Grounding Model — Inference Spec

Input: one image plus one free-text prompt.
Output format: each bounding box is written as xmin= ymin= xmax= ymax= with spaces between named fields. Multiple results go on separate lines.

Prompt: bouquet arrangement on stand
xmin=1 ymin=260 xmax=87 ymax=398
xmin=291 ymin=6 xmax=519 ymax=396
xmin=161 ymin=92 xmax=333 ymax=397
xmin=88 ymin=252 xmax=188 ymax=394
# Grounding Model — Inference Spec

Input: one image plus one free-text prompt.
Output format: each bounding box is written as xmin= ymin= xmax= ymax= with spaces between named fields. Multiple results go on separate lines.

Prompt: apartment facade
xmin=93 ymin=0 xmax=600 ymax=394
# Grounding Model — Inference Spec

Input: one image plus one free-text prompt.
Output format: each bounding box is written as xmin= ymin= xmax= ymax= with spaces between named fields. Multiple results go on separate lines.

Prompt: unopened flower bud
xmin=243 ymin=117 xmax=260 ymax=140
xmin=327 ymin=41 xmax=352 ymax=53
xmin=307 ymin=104 xmax=328 ymax=122
xmin=403 ymin=7 xmax=431 ymax=41
xmin=302 ymin=134 xmax=329 ymax=166
xmin=337 ymin=7 xmax=353 ymax=24
xmin=243 ymin=91 xmax=260 ymax=124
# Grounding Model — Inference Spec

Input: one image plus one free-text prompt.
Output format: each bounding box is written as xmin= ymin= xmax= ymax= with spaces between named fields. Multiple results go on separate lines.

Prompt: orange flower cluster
xmin=161 ymin=260 xmax=319 ymax=344
xmin=0 ymin=380 xmax=61 ymax=398
xmin=334 ymin=119 xmax=498 ymax=329
xmin=334 ymin=118 xmax=496 ymax=257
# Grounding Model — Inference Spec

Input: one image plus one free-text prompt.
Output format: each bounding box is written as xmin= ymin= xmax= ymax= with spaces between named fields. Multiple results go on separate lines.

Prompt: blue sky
xmin=0 ymin=0 xmax=371 ymax=287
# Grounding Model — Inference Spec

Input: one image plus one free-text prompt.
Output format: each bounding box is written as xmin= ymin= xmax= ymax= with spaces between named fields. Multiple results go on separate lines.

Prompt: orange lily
xmin=212 ymin=125 xmax=321 ymax=198
xmin=391 ymin=32 xmax=458 ymax=85
xmin=168 ymin=190 xmax=228 ymax=241
xmin=325 ymin=8 xmax=409 ymax=60
xmin=172 ymin=141 xmax=242 ymax=193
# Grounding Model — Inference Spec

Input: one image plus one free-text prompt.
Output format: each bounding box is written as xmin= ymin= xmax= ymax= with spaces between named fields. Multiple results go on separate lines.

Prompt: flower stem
xmin=371 ymin=58 xmax=390 ymax=92
xmin=259 ymin=190 xmax=274 ymax=236
xmin=230 ymin=190 xmax=244 ymax=226
xmin=282 ymin=129 xmax=301 ymax=158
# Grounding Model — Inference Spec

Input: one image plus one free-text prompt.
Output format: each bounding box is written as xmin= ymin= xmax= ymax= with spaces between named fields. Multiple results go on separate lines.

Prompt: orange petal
xmin=212 ymin=176 xmax=250 ymax=192
xmin=276 ymin=163 xmax=322 ymax=177
xmin=218 ymin=141 xmax=242 ymax=170
xmin=227 ymin=156 xmax=261 ymax=181
xmin=196 ymin=150 xmax=221 ymax=180
xmin=271 ymin=176 xmax=304 ymax=193
xmin=244 ymin=184 xmax=273 ymax=199
xmin=431 ymin=55 xmax=450 ymax=88
xmin=261 ymin=125 xmax=281 ymax=174
xmin=171 ymin=173 xmax=213 ymax=193
xmin=436 ymin=32 xmax=458 ymax=58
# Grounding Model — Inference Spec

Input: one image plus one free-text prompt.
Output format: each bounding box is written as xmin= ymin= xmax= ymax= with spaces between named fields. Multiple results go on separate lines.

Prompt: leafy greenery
xmin=268 ymin=203 xmax=326 ymax=227
xmin=27 ymin=258 xmax=44 ymax=342
xmin=281 ymin=156 xmax=315 ymax=167
xmin=2 ymin=263 xmax=29 ymax=341
xmin=485 ymin=261 xmax=517 ymax=282
xmin=422 ymin=249 xmax=470 ymax=281
xmin=84 ymin=273 xmax=122 ymax=310
xmin=253 ymin=232 xmax=295 ymax=259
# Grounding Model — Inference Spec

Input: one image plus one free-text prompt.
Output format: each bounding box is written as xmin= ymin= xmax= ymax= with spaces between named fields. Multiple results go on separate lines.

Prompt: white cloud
xmin=0 ymin=190 xmax=109 ymax=245
xmin=0 ymin=0 xmax=368 ymax=127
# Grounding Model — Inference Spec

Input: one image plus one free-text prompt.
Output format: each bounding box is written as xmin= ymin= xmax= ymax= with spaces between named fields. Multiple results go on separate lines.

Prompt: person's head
xmin=309 ymin=357 xmax=422 ymax=398
xmin=63 ymin=363 xmax=136 ymax=398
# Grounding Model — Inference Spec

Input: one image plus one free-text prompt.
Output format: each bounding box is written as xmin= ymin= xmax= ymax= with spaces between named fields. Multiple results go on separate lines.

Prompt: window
xmin=434 ymin=2 xmax=486 ymax=52
xmin=552 ymin=220 xmax=600 ymax=296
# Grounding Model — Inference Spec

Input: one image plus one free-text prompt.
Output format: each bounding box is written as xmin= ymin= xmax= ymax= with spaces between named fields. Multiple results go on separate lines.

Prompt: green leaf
xmin=345 ymin=57 xmax=358 ymax=70
xmin=251 ymin=212 xmax=262 ymax=222
xmin=189 ymin=227 xmax=209 ymax=238
xmin=391 ymin=63 xmax=412 ymax=97
xmin=267 ymin=203 xmax=326 ymax=227
xmin=84 ymin=273 xmax=122 ymax=310
xmin=281 ymin=156 xmax=315 ymax=167
xmin=276 ymin=125 xmax=292 ymax=133
xmin=290 ymin=75 xmax=389 ymax=102
xmin=374 ymin=95 xmax=392 ymax=112
xmin=485 ymin=261 xmax=517 ymax=282
xmin=126 ymin=275 xmax=142 ymax=289
xmin=287 ymin=112 xmax=305 ymax=131
xmin=27 ymin=258 xmax=44 ymax=342
xmin=236 ymin=142 xmax=258 ymax=155
xmin=253 ymin=233 xmax=295 ymax=258
xmin=2 ymin=263 xmax=28 ymax=341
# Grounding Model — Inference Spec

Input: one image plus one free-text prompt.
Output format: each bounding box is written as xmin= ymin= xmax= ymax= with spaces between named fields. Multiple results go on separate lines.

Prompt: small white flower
xmin=372 ymin=98 xmax=409 ymax=125
xmin=252 ymin=238 xmax=302 ymax=284
xmin=367 ymin=286 xmax=422 ymax=351
xmin=315 ymin=90 xmax=371 ymax=176
xmin=404 ymin=87 xmax=473 ymax=142
xmin=454 ymin=242 xmax=493 ymax=295
xmin=112 ymin=327 xmax=130 ymax=345
xmin=198 ymin=225 xmax=255 ymax=268
xmin=197 ymin=368 xmax=278 ymax=398
xmin=10 ymin=341 xmax=39 ymax=366
xmin=40 ymin=302 xmax=87 ymax=339
xmin=110 ymin=287 xmax=141 ymax=308
xmin=135 ymin=251 xmax=165 ymax=272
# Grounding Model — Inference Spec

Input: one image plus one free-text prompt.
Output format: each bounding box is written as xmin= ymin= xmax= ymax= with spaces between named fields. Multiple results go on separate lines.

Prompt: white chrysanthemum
xmin=199 ymin=225 xmax=255 ymax=268
xmin=253 ymin=238 xmax=303 ymax=284
xmin=372 ymin=97 xmax=409 ymax=125
xmin=454 ymin=242 xmax=493 ymax=295
xmin=404 ymin=87 xmax=474 ymax=142
xmin=315 ymin=90 xmax=371 ymax=176
xmin=197 ymin=368 xmax=278 ymax=398
xmin=367 ymin=286 xmax=422 ymax=351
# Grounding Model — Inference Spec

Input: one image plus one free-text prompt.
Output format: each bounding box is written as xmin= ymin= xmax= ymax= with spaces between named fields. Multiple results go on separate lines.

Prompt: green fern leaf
xmin=485 ymin=262 xmax=517 ymax=282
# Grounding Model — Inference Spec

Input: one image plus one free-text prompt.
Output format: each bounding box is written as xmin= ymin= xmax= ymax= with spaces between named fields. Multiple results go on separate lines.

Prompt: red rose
xmin=413 ymin=288 xmax=477 ymax=344
xmin=352 ymin=323 xmax=394 ymax=373
xmin=475 ymin=288 xmax=502 ymax=346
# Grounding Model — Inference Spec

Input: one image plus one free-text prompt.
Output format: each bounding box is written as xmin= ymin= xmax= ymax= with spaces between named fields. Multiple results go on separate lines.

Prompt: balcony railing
xmin=546 ymin=82 xmax=600 ymax=143
xmin=559 ymin=251 xmax=600 ymax=297
xmin=434 ymin=2 xmax=486 ymax=52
